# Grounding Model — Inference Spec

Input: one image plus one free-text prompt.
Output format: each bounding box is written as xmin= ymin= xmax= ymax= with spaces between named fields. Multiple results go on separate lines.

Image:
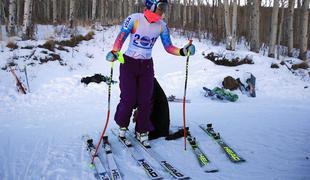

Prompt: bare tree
xmin=276 ymin=0 xmax=285 ymax=59
xmin=299 ymin=0 xmax=309 ymax=60
xmin=268 ymin=0 xmax=279 ymax=57
xmin=249 ymin=0 xmax=260 ymax=52
xmin=92 ymin=0 xmax=97 ymax=22
xmin=69 ymin=0 xmax=75 ymax=28
xmin=224 ymin=0 xmax=232 ymax=49
xmin=22 ymin=0 xmax=33 ymax=40
xmin=287 ymin=0 xmax=295 ymax=57
xmin=8 ymin=0 xmax=17 ymax=36
xmin=46 ymin=0 xmax=50 ymax=21
xmin=53 ymin=0 xmax=57 ymax=24
xmin=231 ymin=0 xmax=238 ymax=50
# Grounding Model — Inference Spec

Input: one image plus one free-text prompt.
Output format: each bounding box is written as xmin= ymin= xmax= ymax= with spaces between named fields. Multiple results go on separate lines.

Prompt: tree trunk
xmin=16 ymin=0 xmax=22 ymax=25
xmin=8 ymin=0 xmax=17 ymax=36
xmin=299 ymin=0 xmax=309 ymax=60
xmin=128 ymin=0 xmax=133 ymax=15
xmin=101 ymin=0 xmax=106 ymax=25
xmin=198 ymin=0 xmax=203 ymax=41
xmin=53 ymin=0 xmax=57 ymax=24
xmin=250 ymin=0 xmax=260 ymax=52
xmin=276 ymin=1 xmax=285 ymax=59
xmin=231 ymin=0 xmax=238 ymax=50
xmin=183 ymin=0 xmax=187 ymax=31
xmin=224 ymin=0 xmax=232 ymax=49
xmin=46 ymin=0 xmax=50 ymax=21
xmin=92 ymin=0 xmax=97 ymax=22
xmin=268 ymin=0 xmax=279 ymax=57
xmin=69 ymin=0 xmax=75 ymax=28
xmin=287 ymin=0 xmax=295 ymax=57
xmin=22 ymin=0 xmax=33 ymax=40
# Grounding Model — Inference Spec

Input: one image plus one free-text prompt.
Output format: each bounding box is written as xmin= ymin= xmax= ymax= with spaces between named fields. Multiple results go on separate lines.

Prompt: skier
xmin=106 ymin=0 xmax=195 ymax=147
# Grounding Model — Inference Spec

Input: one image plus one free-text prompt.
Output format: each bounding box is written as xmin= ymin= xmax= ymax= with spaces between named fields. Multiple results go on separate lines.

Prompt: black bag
xmin=149 ymin=78 xmax=170 ymax=140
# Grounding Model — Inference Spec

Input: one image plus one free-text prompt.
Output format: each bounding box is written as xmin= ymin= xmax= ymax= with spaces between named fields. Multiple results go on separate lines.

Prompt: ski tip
xmin=89 ymin=162 xmax=95 ymax=169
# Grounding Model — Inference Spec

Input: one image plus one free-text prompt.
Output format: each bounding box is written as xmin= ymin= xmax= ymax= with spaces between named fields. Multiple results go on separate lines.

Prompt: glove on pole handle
xmin=183 ymin=40 xmax=192 ymax=150
xmin=91 ymin=60 xmax=115 ymax=164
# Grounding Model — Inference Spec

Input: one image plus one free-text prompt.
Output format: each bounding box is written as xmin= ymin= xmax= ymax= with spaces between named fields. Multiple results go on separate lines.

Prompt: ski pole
xmin=91 ymin=52 xmax=124 ymax=165
xmin=182 ymin=40 xmax=192 ymax=151
xmin=24 ymin=65 xmax=30 ymax=93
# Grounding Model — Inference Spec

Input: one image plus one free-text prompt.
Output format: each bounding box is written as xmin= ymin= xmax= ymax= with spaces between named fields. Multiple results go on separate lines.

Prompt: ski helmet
xmin=145 ymin=0 xmax=168 ymax=12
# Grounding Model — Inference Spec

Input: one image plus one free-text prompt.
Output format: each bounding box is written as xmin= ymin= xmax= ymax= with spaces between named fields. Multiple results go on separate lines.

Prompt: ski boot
xmin=119 ymin=127 xmax=132 ymax=146
xmin=136 ymin=132 xmax=151 ymax=148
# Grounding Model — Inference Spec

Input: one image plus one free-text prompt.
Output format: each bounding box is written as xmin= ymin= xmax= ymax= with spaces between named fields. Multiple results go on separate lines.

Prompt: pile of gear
xmin=203 ymin=72 xmax=256 ymax=102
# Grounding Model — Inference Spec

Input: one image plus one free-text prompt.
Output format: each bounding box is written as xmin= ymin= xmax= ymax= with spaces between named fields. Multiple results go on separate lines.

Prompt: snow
xmin=0 ymin=25 xmax=310 ymax=180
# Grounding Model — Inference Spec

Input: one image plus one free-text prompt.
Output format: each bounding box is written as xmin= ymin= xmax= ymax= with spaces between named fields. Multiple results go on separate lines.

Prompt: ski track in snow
xmin=0 ymin=25 xmax=310 ymax=180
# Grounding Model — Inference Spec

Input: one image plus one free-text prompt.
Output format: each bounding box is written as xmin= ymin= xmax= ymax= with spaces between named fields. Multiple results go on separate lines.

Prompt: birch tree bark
xmin=287 ymin=0 xmax=295 ymax=57
xmin=268 ymin=0 xmax=279 ymax=57
xmin=183 ymin=0 xmax=187 ymax=30
xmin=53 ymin=0 xmax=57 ymax=24
xmin=299 ymin=0 xmax=309 ymax=60
xmin=22 ymin=0 xmax=33 ymax=40
xmin=16 ymin=0 xmax=22 ymax=25
xmin=128 ymin=0 xmax=133 ymax=15
xmin=101 ymin=0 xmax=106 ymax=25
xmin=198 ymin=0 xmax=203 ymax=41
xmin=276 ymin=0 xmax=285 ymax=59
xmin=92 ymin=0 xmax=97 ymax=22
xmin=46 ymin=0 xmax=50 ymax=21
xmin=69 ymin=0 xmax=75 ymax=28
xmin=250 ymin=0 xmax=260 ymax=52
xmin=224 ymin=0 xmax=232 ymax=49
xmin=8 ymin=0 xmax=17 ymax=36
xmin=231 ymin=0 xmax=238 ymax=50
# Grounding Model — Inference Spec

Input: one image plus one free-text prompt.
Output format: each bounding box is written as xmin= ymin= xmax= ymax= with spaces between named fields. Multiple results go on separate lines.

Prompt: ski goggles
xmin=157 ymin=2 xmax=168 ymax=12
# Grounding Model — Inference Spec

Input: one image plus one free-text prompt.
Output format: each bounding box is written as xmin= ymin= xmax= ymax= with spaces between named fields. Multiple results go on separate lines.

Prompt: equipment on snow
xmin=182 ymin=40 xmax=193 ymax=150
xmin=245 ymin=73 xmax=256 ymax=97
xmin=82 ymin=135 xmax=111 ymax=180
xmin=92 ymin=61 xmax=115 ymax=164
xmin=111 ymin=129 xmax=163 ymax=180
xmin=24 ymin=65 xmax=30 ymax=92
xmin=186 ymin=131 xmax=219 ymax=173
xmin=203 ymin=87 xmax=238 ymax=102
xmin=167 ymin=95 xmax=191 ymax=103
xmin=102 ymin=136 xmax=123 ymax=180
xmin=9 ymin=66 xmax=27 ymax=94
xmin=81 ymin=74 xmax=117 ymax=85
xmin=165 ymin=127 xmax=189 ymax=141
xmin=199 ymin=124 xmax=245 ymax=163
xmin=127 ymin=130 xmax=190 ymax=179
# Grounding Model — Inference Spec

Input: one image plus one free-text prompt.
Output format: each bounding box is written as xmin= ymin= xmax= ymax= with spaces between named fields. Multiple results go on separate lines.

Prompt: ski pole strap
xmin=116 ymin=51 xmax=125 ymax=64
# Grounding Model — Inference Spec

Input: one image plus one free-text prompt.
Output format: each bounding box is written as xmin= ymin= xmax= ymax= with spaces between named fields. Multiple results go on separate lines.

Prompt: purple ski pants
xmin=114 ymin=55 xmax=154 ymax=133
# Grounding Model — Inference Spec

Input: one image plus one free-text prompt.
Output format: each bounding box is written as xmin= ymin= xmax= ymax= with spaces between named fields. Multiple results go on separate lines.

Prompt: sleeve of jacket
xmin=159 ymin=22 xmax=182 ymax=56
xmin=112 ymin=14 xmax=136 ymax=52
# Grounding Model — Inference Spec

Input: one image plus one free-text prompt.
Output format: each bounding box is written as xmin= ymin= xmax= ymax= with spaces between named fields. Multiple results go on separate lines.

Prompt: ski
xmin=111 ymin=129 xmax=163 ymax=180
xmin=167 ymin=95 xmax=191 ymax=103
xmin=187 ymin=132 xmax=218 ymax=173
xmin=101 ymin=136 xmax=123 ymax=180
xmin=199 ymin=124 xmax=245 ymax=163
xmin=82 ymin=135 xmax=111 ymax=180
xmin=127 ymin=131 xmax=190 ymax=179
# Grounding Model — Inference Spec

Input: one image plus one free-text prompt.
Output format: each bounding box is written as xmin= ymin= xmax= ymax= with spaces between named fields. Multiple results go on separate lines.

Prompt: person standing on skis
xmin=106 ymin=0 xmax=195 ymax=147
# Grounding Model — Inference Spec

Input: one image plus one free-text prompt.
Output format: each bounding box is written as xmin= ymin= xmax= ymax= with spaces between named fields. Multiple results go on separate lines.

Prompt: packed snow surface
xmin=0 ymin=25 xmax=309 ymax=180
